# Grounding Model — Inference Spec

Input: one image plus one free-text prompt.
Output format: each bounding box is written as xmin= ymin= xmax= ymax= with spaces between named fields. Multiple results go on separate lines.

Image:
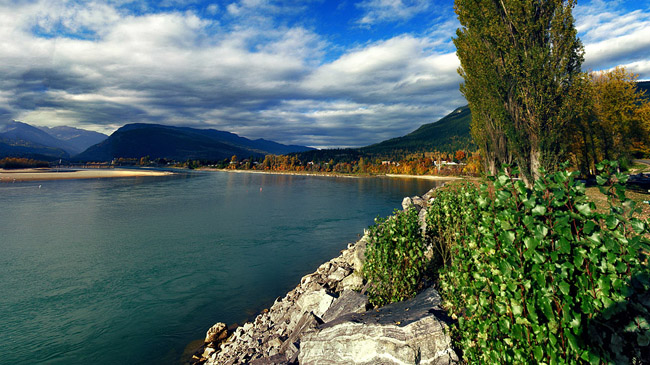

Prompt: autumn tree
xmin=455 ymin=0 xmax=584 ymax=185
xmin=568 ymin=68 xmax=650 ymax=175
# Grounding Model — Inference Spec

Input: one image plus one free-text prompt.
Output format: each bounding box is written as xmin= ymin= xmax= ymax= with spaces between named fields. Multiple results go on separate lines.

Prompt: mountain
xmin=0 ymin=121 xmax=70 ymax=160
xmin=361 ymin=105 xmax=473 ymax=156
xmin=289 ymin=105 xmax=473 ymax=163
xmin=37 ymin=126 xmax=108 ymax=155
xmin=0 ymin=140 xmax=69 ymax=161
xmin=74 ymin=123 xmax=314 ymax=162
xmin=638 ymin=81 xmax=650 ymax=100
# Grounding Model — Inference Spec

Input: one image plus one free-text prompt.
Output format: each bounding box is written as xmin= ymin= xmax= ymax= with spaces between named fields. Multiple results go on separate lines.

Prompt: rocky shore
xmin=190 ymin=187 xmax=459 ymax=365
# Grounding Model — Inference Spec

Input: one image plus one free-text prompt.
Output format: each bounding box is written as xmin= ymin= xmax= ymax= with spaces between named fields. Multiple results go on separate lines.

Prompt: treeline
xmin=216 ymin=150 xmax=482 ymax=176
xmin=0 ymin=157 xmax=49 ymax=169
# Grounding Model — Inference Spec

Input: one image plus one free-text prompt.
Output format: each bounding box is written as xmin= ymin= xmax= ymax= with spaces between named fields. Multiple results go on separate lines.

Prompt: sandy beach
xmin=0 ymin=168 xmax=174 ymax=182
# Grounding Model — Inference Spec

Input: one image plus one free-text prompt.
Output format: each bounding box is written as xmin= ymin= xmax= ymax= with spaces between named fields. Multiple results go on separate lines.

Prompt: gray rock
xmin=298 ymin=287 xmax=458 ymax=365
xmin=296 ymin=289 xmax=335 ymax=318
xmin=249 ymin=353 xmax=290 ymax=364
xmin=351 ymin=239 xmax=367 ymax=272
xmin=339 ymin=272 xmax=364 ymax=291
xmin=411 ymin=196 xmax=426 ymax=209
xmin=401 ymin=196 xmax=413 ymax=210
xmin=418 ymin=208 xmax=428 ymax=235
xmin=328 ymin=266 xmax=351 ymax=282
xmin=279 ymin=311 xmax=322 ymax=360
xmin=321 ymin=290 xmax=368 ymax=323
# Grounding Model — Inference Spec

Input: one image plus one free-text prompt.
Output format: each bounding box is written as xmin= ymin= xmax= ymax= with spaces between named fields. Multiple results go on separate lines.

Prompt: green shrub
xmin=437 ymin=162 xmax=650 ymax=363
xmin=426 ymin=182 xmax=480 ymax=268
xmin=363 ymin=208 xmax=426 ymax=307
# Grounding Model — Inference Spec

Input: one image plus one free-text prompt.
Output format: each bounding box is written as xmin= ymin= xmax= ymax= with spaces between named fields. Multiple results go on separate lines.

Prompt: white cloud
xmin=0 ymin=0 xmax=463 ymax=147
xmin=356 ymin=0 xmax=430 ymax=25
xmin=576 ymin=1 xmax=650 ymax=78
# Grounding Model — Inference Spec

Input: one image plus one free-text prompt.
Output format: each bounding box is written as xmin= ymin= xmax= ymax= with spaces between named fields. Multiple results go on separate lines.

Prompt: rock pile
xmin=192 ymin=186 xmax=457 ymax=365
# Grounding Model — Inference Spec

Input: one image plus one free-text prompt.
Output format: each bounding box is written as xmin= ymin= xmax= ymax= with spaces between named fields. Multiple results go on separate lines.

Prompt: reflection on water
xmin=0 ymin=171 xmax=448 ymax=364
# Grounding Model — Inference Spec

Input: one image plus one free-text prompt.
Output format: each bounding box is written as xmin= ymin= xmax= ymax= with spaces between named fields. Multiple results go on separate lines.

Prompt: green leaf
xmin=532 ymin=205 xmax=547 ymax=216
xmin=631 ymin=219 xmax=646 ymax=234
xmin=576 ymin=203 xmax=592 ymax=216
xmin=559 ymin=281 xmax=570 ymax=296
xmin=539 ymin=296 xmax=553 ymax=319
xmin=566 ymin=331 xmax=579 ymax=352
xmin=559 ymin=237 xmax=571 ymax=254
xmin=606 ymin=215 xmax=619 ymax=230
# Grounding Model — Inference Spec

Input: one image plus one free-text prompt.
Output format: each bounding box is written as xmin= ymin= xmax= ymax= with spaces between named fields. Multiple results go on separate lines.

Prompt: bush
xmin=437 ymin=162 xmax=650 ymax=363
xmin=363 ymin=208 xmax=426 ymax=307
xmin=426 ymin=182 xmax=480 ymax=268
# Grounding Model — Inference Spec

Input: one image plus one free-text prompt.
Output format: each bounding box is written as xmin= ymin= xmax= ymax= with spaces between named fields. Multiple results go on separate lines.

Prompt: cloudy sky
xmin=1 ymin=0 xmax=649 ymax=148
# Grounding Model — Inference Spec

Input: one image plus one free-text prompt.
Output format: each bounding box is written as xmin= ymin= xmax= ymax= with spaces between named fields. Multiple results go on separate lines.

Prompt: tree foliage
xmin=569 ymin=68 xmax=650 ymax=175
xmin=455 ymin=0 xmax=584 ymax=185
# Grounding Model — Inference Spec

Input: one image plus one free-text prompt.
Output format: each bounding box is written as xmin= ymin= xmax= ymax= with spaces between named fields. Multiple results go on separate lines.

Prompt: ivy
xmin=436 ymin=162 xmax=650 ymax=363
xmin=363 ymin=208 xmax=426 ymax=307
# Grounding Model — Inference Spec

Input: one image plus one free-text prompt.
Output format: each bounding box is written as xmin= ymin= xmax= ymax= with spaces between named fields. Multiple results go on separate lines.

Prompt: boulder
xmin=351 ymin=239 xmax=367 ymax=272
xmin=279 ymin=311 xmax=323 ymax=361
xmin=205 ymin=322 xmax=228 ymax=344
xmin=411 ymin=196 xmax=426 ymax=209
xmin=296 ymin=289 xmax=335 ymax=318
xmin=339 ymin=272 xmax=364 ymax=292
xmin=321 ymin=290 xmax=368 ymax=323
xmin=298 ymin=287 xmax=458 ymax=365
xmin=328 ymin=266 xmax=351 ymax=282
xmin=401 ymin=196 xmax=413 ymax=210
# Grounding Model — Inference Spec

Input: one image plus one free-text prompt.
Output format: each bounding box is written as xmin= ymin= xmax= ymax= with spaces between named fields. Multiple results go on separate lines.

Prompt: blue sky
xmin=1 ymin=0 xmax=649 ymax=148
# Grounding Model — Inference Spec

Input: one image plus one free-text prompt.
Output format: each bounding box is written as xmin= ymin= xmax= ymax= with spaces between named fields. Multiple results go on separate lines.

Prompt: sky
xmin=1 ymin=0 xmax=649 ymax=149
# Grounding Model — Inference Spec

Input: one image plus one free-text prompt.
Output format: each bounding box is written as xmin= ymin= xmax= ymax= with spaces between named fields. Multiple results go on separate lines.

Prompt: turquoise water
xmin=0 ymin=171 xmax=446 ymax=364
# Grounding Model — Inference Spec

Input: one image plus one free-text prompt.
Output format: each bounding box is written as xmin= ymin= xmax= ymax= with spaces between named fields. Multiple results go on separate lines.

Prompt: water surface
xmin=0 ymin=170 xmax=447 ymax=364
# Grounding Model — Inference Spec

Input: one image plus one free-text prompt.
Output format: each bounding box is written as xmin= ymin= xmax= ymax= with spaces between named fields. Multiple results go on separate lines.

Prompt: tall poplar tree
xmin=455 ymin=0 xmax=584 ymax=185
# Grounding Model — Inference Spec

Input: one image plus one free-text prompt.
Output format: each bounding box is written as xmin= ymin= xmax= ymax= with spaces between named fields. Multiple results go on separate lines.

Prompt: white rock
xmin=339 ymin=272 xmax=364 ymax=291
xmin=328 ymin=266 xmax=350 ymax=282
xmin=202 ymin=347 xmax=216 ymax=358
xmin=296 ymin=289 xmax=335 ymax=318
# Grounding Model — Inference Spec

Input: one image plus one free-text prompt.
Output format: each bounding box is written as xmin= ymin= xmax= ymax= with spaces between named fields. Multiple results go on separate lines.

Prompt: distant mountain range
xmin=0 ymin=121 xmax=314 ymax=162
xmin=0 ymin=107 xmax=471 ymax=162
xmin=0 ymin=121 xmax=108 ymax=161
xmin=4 ymin=79 xmax=646 ymax=164
xmin=74 ymin=123 xmax=314 ymax=162
xmin=289 ymin=105 xmax=473 ymax=163
xmin=37 ymin=126 xmax=108 ymax=155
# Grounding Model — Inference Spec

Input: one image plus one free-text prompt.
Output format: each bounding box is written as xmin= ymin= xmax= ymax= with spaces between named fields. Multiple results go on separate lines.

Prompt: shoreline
xmin=0 ymin=168 xmax=174 ymax=182
xmin=202 ymin=168 xmax=464 ymax=180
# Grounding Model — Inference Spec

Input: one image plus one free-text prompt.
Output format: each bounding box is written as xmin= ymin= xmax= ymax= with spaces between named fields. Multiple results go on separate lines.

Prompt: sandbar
xmin=0 ymin=168 xmax=174 ymax=182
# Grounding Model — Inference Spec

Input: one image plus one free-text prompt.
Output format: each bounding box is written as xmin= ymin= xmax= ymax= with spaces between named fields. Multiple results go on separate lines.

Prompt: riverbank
xmin=202 ymin=168 xmax=464 ymax=180
xmin=190 ymin=187 xmax=458 ymax=364
xmin=0 ymin=168 xmax=174 ymax=182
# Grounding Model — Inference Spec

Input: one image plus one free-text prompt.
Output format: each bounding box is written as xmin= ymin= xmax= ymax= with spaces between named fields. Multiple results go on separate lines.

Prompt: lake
xmin=0 ymin=170 xmax=447 ymax=364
